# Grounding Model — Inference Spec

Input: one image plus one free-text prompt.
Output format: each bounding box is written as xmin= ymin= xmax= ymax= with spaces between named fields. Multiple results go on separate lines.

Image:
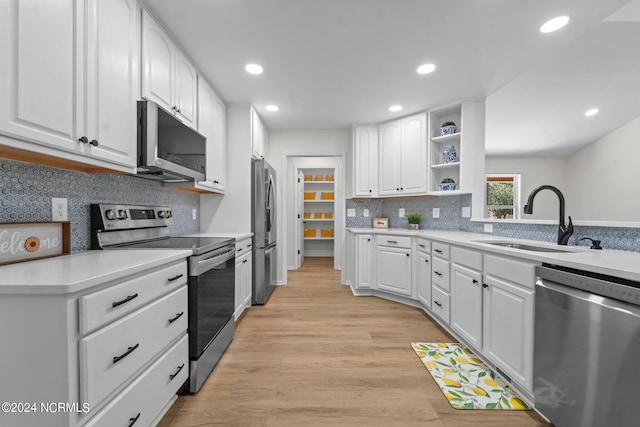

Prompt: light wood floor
xmin=158 ymin=257 xmax=551 ymax=426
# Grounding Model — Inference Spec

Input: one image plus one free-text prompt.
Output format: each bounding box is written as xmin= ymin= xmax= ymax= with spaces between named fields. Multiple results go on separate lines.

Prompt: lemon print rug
xmin=411 ymin=342 xmax=530 ymax=410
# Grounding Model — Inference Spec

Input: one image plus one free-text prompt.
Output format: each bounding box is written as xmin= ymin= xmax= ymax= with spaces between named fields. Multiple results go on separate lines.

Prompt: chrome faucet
xmin=523 ymin=185 xmax=574 ymax=245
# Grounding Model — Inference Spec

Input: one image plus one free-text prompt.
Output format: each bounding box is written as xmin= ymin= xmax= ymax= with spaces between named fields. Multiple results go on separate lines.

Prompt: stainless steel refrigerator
xmin=251 ymin=158 xmax=277 ymax=305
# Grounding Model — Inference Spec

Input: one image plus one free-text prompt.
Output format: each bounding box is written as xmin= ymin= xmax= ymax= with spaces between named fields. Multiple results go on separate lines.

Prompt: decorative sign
xmin=372 ymin=217 xmax=389 ymax=229
xmin=0 ymin=222 xmax=70 ymax=266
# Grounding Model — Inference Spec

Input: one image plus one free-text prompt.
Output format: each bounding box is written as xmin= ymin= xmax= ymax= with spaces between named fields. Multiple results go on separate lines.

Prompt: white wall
xmin=200 ymin=104 xmax=252 ymax=233
xmin=266 ymin=130 xmax=350 ymax=284
xmin=566 ymin=116 xmax=640 ymax=221
xmin=485 ymin=157 xmax=567 ymax=220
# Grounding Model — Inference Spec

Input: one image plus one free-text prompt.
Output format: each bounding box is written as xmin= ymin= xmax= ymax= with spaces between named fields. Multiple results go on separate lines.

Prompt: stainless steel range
xmin=91 ymin=204 xmax=235 ymax=393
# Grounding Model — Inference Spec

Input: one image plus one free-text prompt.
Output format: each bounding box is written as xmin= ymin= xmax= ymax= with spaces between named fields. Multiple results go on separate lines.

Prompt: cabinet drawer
xmin=451 ymin=246 xmax=482 ymax=271
xmin=80 ymin=286 xmax=188 ymax=409
xmin=431 ymin=285 xmax=450 ymax=324
xmin=431 ymin=256 xmax=450 ymax=291
xmin=416 ymin=238 xmax=431 ymax=254
xmin=484 ymin=254 xmax=538 ymax=289
xmin=79 ymin=261 xmax=187 ymax=335
xmin=84 ymin=334 xmax=189 ymax=427
xmin=376 ymin=235 xmax=412 ymax=249
xmin=235 ymin=238 xmax=253 ymax=257
xmin=431 ymin=242 xmax=450 ymax=259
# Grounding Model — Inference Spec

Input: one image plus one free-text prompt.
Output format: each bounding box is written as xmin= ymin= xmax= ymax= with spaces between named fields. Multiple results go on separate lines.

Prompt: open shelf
xmin=431 ymin=162 xmax=461 ymax=170
xmin=304 ymin=237 xmax=335 ymax=240
xmin=431 ymin=132 xmax=461 ymax=143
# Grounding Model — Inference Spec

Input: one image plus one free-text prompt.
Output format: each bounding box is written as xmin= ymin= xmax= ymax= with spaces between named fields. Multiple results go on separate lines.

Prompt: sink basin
xmin=478 ymin=241 xmax=573 ymax=253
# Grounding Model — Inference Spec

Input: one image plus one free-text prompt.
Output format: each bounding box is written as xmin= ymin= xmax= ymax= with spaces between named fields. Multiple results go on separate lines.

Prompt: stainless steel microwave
xmin=137 ymin=100 xmax=207 ymax=182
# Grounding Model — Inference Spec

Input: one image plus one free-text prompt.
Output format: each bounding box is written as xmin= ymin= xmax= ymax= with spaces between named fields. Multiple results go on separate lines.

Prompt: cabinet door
xmin=141 ymin=9 xmax=173 ymax=112
xmin=483 ymin=274 xmax=534 ymax=391
xmin=353 ymin=126 xmax=378 ymax=196
xmin=84 ymin=0 xmax=137 ymax=167
xmin=0 ymin=0 xmax=80 ymax=151
xmin=173 ymin=49 xmax=197 ymax=127
xmin=417 ymin=251 xmax=431 ymax=307
xmin=376 ymin=246 xmax=412 ymax=296
xmin=451 ymin=263 xmax=483 ymax=349
xmin=401 ymin=114 xmax=427 ymax=194
xmin=235 ymin=252 xmax=251 ymax=319
xmin=356 ymin=235 xmax=373 ymax=289
xmin=198 ymin=77 xmax=226 ymax=191
xmin=251 ymin=108 xmax=264 ymax=159
xmin=378 ymin=120 xmax=402 ymax=195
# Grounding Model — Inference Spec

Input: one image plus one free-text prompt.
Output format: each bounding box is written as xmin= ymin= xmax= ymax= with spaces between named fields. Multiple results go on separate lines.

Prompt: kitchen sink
xmin=477 ymin=241 xmax=574 ymax=253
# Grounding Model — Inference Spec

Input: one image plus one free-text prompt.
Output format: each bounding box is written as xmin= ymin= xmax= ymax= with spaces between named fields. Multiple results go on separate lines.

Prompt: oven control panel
xmin=91 ymin=204 xmax=174 ymax=231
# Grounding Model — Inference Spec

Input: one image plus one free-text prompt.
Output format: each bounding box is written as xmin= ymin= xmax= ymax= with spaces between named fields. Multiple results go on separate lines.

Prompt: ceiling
xmin=145 ymin=0 xmax=640 ymax=156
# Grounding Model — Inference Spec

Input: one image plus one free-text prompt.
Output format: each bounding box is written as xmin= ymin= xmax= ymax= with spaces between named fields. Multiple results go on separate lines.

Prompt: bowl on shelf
xmin=439 ymin=178 xmax=457 ymax=191
xmin=439 ymin=121 xmax=457 ymax=136
xmin=314 ymin=212 xmax=323 ymax=219
xmin=326 ymin=175 xmax=334 ymax=181
xmin=321 ymin=192 xmax=334 ymax=200
xmin=304 ymin=175 xmax=313 ymax=181
xmin=324 ymin=212 xmax=332 ymax=219
xmin=303 ymin=213 xmax=311 ymax=219
xmin=304 ymin=191 xmax=316 ymax=200
xmin=304 ymin=229 xmax=317 ymax=238
xmin=314 ymin=175 xmax=323 ymax=181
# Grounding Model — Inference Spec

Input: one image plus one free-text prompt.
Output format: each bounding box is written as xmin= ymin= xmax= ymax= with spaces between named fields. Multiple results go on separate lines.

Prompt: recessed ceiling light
xmin=585 ymin=108 xmax=599 ymax=117
xmin=266 ymin=105 xmax=279 ymax=112
xmin=417 ymin=63 xmax=436 ymax=74
xmin=245 ymin=63 xmax=264 ymax=75
xmin=540 ymin=15 xmax=570 ymax=33
xmin=389 ymin=105 xmax=403 ymax=112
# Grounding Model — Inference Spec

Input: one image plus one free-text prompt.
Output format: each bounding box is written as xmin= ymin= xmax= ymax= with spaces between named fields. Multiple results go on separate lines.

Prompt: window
xmin=486 ymin=174 xmax=521 ymax=219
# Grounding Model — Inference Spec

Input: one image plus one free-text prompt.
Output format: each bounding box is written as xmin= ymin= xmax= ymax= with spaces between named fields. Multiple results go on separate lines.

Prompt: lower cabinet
xmin=430 ymin=241 xmax=451 ymax=324
xmin=356 ymin=234 xmax=374 ymax=289
xmin=235 ymin=237 xmax=253 ymax=320
xmin=450 ymin=247 xmax=484 ymax=350
xmin=416 ymin=250 xmax=431 ymax=307
xmin=483 ymin=254 xmax=536 ymax=392
xmin=376 ymin=236 xmax=412 ymax=297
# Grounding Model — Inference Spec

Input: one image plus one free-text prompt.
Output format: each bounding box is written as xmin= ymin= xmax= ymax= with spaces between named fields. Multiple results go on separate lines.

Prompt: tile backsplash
xmin=0 ymin=158 xmax=199 ymax=252
xmin=347 ymin=194 xmax=640 ymax=252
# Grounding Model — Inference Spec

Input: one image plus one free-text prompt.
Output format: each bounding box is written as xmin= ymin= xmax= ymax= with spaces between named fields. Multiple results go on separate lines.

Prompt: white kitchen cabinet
xmin=353 ymin=126 xmax=378 ymax=197
xmin=235 ymin=237 xmax=253 ymax=320
xmin=378 ymin=113 xmax=427 ymax=196
xmin=142 ymin=9 xmax=197 ymax=129
xmin=451 ymin=263 xmax=483 ymax=350
xmin=198 ymin=76 xmax=226 ymax=192
xmin=376 ymin=237 xmax=412 ymax=297
xmin=430 ymin=241 xmax=451 ymax=324
xmin=428 ymin=100 xmax=485 ymax=198
xmin=251 ymin=107 xmax=265 ymax=159
xmin=0 ymin=0 xmax=138 ymax=172
xmin=0 ymin=256 xmax=189 ymax=427
xmin=416 ymin=245 xmax=432 ymax=308
xmin=355 ymin=234 xmax=374 ymax=289
xmin=483 ymin=254 xmax=537 ymax=392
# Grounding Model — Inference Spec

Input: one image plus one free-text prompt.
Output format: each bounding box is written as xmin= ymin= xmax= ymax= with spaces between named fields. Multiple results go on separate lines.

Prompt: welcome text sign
xmin=0 ymin=222 xmax=70 ymax=265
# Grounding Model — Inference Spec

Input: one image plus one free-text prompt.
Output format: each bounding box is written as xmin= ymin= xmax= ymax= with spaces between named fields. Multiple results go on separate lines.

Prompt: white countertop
xmin=183 ymin=232 xmax=253 ymax=240
xmin=0 ymin=249 xmax=192 ymax=295
xmin=348 ymin=228 xmax=640 ymax=282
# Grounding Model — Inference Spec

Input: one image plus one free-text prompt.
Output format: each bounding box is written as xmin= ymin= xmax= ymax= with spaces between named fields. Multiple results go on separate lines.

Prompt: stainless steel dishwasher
xmin=535 ymin=264 xmax=640 ymax=427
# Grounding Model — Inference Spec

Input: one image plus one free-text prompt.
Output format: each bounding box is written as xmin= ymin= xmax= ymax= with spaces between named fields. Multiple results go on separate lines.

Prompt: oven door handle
xmin=195 ymin=249 xmax=235 ymax=275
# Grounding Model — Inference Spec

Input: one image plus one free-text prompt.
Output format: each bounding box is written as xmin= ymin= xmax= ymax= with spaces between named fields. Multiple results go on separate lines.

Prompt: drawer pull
xmin=247 ymin=244 xmax=252 ymax=248
xmin=113 ymin=343 xmax=140 ymax=364
xmin=472 ymin=279 xmax=478 ymax=284
xmin=387 ymin=240 xmax=398 ymax=244
xmin=434 ymin=249 xmax=443 ymax=254
xmin=128 ymin=412 xmax=141 ymax=427
xmin=236 ymin=248 xmax=242 ymax=252
xmin=168 ymin=274 xmax=184 ymax=282
xmin=434 ymin=300 xmax=442 ymax=307
xmin=483 ymin=283 xmax=489 ymax=289
xmin=243 ymin=259 xmax=248 ymax=264
xmin=424 ymin=259 xmax=429 ymax=263
xmin=168 ymin=312 xmax=184 ymax=324
xmin=169 ymin=363 xmax=185 ymax=381
xmin=406 ymin=253 xmax=410 ymax=257
xmin=112 ymin=293 xmax=138 ymax=308
xmin=419 ymin=244 xmax=426 ymax=248
xmin=434 ymin=271 xmax=443 ymax=277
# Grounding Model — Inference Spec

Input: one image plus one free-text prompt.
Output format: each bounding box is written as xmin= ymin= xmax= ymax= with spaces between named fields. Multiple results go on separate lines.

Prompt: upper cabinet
xmin=0 ymin=0 xmax=138 ymax=173
xmin=378 ymin=113 xmax=427 ymax=196
xmin=141 ymin=9 xmax=197 ymax=129
xmin=428 ymin=99 xmax=485 ymax=196
xmin=352 ymin=126 xmax=378 ymax=197
xmin=251 ymin=107 xmax=266 ymax=159
xmin=351 ymin=101 xmax=484 ymax=200
xmin=197 ymin=76 xmax=226 ymax=193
